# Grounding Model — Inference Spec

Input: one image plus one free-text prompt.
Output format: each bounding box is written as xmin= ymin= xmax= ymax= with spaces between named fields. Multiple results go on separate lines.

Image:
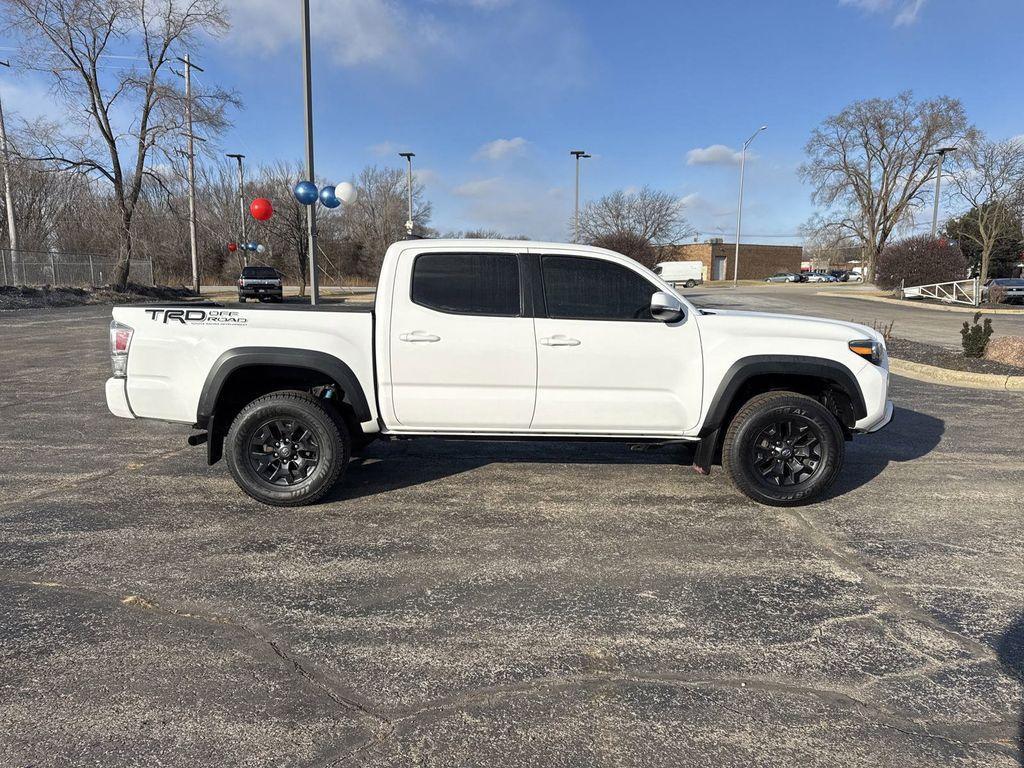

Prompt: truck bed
xmin=112 ymin=302 xmax=377 ymax=425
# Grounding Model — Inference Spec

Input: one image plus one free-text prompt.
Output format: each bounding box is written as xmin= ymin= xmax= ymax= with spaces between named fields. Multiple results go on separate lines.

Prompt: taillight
xmin=110 ymin=320 xmax=134 ymax=378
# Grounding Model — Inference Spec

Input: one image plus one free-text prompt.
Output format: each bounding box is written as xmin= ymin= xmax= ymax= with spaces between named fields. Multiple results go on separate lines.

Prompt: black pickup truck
xmin=237 ymin=265 xmax=283 ymax=303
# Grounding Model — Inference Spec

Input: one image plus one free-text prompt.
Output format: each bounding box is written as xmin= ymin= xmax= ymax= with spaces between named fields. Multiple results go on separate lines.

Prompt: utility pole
xmin=301 ymin=0 xmax=319 ymax=305
xmin=570 ymin=150 xmax=590 ymax=243
xmin=929 ymin=146 xmax=957 ymax=238
xmin=0 ymin=61 xmax=19 ymax=285
xmin=399 ymin=152 xmax=415 ymax=236
xmin=176 ymin=55 xmax=204 ymax=294
xmin=732 ymin=125 xmax=767 ymax=287
xmin=226 ymin=153 xmax=247 ymax=266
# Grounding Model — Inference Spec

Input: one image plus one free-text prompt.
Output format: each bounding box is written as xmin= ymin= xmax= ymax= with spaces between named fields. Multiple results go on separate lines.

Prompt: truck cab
xmin=106 ymin=239 xmax=892 ymax=508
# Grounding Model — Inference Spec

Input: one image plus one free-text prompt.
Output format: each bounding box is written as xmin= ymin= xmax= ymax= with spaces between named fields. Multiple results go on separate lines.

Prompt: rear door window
xmin=411 ymin=253 xmax=521 ymax=316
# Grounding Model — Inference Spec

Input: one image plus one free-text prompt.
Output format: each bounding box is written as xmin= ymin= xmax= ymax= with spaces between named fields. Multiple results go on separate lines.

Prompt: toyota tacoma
xmin=106 ymin=239 xmax=892 ymax=507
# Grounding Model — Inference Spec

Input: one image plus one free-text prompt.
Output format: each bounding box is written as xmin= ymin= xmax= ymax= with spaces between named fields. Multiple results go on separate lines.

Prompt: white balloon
xmin=335 ymin=181 xmax=358 ymax=205
xmin=256 ymin=244 xmax=266 ymax=254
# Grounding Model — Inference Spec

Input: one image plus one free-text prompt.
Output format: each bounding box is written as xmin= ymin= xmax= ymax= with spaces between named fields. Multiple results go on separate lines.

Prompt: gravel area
xmin=888 ymin=336 xmax=1024 ymax=375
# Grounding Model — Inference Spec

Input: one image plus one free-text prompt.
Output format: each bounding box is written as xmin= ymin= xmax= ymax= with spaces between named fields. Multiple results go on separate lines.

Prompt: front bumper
xmin=239 ymin=286 xmax=283 ymax=298
xmin=106 ymin=377 xmax=135 ymax=419
xmin=860 ymin=400 xmax=894 ymax=433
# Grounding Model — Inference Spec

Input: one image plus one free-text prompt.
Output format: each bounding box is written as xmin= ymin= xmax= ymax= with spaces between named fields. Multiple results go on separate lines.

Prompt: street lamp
xmin=225 ymin=153 xmax=247 ymax=265
xmin=399 ymin=152 xmax=415 ymax=236
xmin=929 ymin=146 xmax=957 ymax=238
xmin=570 ymin=149 xmax=591 ymax=243
xmin=0 ymin=60 xmax=19 ymax=285
xmin=732 ymin=125 xmax=767 ymax=288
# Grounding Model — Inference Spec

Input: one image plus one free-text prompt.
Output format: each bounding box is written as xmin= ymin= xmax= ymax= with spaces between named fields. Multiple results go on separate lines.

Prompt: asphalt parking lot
xmin=2 ymin=300 xmax=1023 ymax=767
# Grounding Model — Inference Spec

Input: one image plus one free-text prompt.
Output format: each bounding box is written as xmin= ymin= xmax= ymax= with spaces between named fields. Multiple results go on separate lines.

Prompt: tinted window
xmin=542 ymin=256 xmax=657 ymax=321
xmin=412 ymin=253 xmax=520 ymax=316
xmin=242 ymin=267 xmax=279 ymax=279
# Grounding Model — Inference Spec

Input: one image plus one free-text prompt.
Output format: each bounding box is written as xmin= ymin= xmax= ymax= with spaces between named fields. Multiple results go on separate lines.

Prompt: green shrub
xmin=960 ymin=312 xmax=994 ymax=358
xmin=875 ymin=235 xmax=967 ymax=290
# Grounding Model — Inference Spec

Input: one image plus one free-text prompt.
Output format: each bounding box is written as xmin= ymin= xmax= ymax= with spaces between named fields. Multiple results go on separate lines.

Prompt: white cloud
xmin=686 ymin=144 xmax=749 ymax=167
xmin=450 ymin=175 xmax=568 ymax=239
xmin=413 ymin=168 xmax=440 ymax=186
xmin=223 ymin=0 xmax=445 ymax=69
xmin=839 ymin=0 xmax=928 ymax=26
xmin=369 ymin=141 xmax=400 ymax=156
xmin=473 ymin=137 xmax=529 ymax=161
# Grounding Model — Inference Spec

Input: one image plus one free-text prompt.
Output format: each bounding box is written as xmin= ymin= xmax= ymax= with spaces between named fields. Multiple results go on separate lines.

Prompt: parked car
xmin=804 ymin=272 xmax=837 ymax=283
xmin=765 ymin=272 xmax=803 ymax=283
xmin=982 ymin=278 xmax=1024 ymax=304
xmin=106 ymin=238 xmax=892 ymax=508
xmin=237 ymin=265 xmax=283 ymax=303
xmin=828 ymin=270 xmax=850 ymax=282
xmin=653 ymin=260 xmax=703 ymax=288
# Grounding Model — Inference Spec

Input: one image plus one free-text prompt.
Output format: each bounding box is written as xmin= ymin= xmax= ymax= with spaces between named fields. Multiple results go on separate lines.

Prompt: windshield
xmin=992 ymin=278 xmax=1024 ymax=286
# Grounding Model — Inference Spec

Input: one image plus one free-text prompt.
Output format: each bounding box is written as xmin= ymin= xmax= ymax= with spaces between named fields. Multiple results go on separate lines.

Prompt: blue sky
xmin=4 ymin=0 xmax=1024 ymax=243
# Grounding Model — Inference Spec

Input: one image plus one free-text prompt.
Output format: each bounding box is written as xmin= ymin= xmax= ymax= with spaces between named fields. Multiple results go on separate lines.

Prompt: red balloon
xmin=250 ymin=198 xmax=274 ymax=221
xmin=227 ymin=242 xmax=238 ymax=252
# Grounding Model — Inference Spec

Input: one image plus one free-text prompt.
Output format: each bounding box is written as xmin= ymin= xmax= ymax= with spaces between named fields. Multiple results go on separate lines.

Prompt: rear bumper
xmin=105 ymin=377 xmax=135 ymax=419
xmin=239 ymin=286 xmax=283 ymax=298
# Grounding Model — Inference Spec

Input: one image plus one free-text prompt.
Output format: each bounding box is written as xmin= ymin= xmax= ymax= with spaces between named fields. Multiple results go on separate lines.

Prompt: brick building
xmin=658 ymin=240 xmax=803 ymax=281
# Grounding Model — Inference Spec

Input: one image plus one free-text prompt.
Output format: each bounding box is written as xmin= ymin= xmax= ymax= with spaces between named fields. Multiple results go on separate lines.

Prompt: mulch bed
xmin=888 ymin=336 xmax=1024 ymax=376
xmin=0 ymin=284 xmax=197 ymax=311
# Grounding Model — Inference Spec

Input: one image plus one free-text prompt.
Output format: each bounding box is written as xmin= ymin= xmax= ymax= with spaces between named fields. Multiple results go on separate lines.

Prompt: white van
xmin=653 ymin=261 xmax=704 ymax=288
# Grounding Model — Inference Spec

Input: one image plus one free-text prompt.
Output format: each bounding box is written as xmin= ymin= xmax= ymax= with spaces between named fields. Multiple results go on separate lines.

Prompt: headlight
xmin=849 ymin=339 xmax=883 ymax=365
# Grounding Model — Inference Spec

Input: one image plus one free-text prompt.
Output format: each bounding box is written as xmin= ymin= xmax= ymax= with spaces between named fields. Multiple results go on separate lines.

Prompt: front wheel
xmin=722 ymin=392 xmax=844 ymax=506
xmin=225 ymin=391 xmax=349 ymax=506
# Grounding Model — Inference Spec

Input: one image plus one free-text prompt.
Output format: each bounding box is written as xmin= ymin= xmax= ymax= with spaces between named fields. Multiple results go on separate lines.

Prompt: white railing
xmin=902 ymin=277 xmax=980 ymax=306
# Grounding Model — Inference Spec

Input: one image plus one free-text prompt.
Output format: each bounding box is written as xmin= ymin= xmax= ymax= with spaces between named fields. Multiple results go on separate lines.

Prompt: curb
xmin=818 ymin=291 xmax=1024 ymax=315
xmin=889 ymin=358 xmax=1024 ymax=392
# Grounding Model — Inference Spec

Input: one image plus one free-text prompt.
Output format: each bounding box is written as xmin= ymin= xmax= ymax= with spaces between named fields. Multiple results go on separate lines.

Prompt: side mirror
xmin=650 ymin=291 xmax=685 ymax=323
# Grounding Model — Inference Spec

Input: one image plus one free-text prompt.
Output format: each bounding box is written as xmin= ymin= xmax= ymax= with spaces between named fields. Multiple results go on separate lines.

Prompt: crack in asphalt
xmin=779 ymin=508 xmax=997 ymax=662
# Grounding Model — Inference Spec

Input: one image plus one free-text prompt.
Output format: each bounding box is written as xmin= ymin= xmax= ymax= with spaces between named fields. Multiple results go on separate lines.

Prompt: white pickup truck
xmin=106 ymin=239 xmax=892 ymax=507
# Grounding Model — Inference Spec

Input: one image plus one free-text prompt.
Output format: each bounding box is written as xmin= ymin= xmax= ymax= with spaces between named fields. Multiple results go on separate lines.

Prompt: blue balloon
xmin=319 ymin=185 xmax=341 ymax=209
xmin=293 ymin=180 xmax=318 ymax=206
xmin=247 ymin=242 xmax=259 ymax=251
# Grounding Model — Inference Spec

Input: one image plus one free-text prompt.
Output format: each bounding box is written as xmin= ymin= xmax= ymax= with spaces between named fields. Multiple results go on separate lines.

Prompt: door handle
xmin=399 ymin=331 xmax=441 ymax=343
xmin=540 ymin=335 xmax=581 ymax=347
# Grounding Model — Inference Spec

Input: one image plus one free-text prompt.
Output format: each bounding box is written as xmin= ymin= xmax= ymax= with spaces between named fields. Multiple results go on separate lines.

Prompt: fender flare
xmin=196 ymin=346 xmax=372 ymax=426
xmin=699 ymin=354 xmax=867 ymax=437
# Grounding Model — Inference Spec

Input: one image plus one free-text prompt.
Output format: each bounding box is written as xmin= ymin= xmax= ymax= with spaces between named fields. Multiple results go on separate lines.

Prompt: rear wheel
xmin=685 ymin=279 xmax=697 ymax=288
xmin=722 ymin=391 xmax=844 ymax=506
xmin=225 ymin=391 xmax=349 ymax=506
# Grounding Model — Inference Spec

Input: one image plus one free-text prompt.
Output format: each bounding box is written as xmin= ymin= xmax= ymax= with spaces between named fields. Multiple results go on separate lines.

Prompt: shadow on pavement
xmin=997 ymin=614 xmax=1024 ymax=765
xmin=330 ymin=405 xmax=943 ymax=504
xmin=826 ymin=405 xmax=944 ymax=499
xmin=328 ymin=440 xmax=694 ymax=502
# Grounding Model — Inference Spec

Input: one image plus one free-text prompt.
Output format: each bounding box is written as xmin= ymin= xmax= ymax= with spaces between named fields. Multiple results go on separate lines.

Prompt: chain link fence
xmin=1 ymin=250 xmax=154 ymax=287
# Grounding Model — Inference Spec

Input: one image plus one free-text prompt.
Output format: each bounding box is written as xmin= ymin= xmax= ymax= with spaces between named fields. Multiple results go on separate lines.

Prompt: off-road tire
xmin=722 ymin=391 xmax=844 ymax=507
xmin=225 ymin=391 xmax=349 ymax=506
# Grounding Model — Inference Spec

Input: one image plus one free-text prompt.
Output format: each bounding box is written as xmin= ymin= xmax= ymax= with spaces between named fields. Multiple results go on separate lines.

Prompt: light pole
xmin=570 ymin=149 xmax=591 ymax=243
xmin=732 ymin=125 xmax=767 ymax=287
xmin=929 ymin=146 xmax=957 ymax=238
xmin=226 ymin=153 xmax=247 ymax=266
xmin=176 ymin=54 xmax=203 ymax=294
xmin=399 ymin=152 xmax=415 ymax=236
xmin=0 ymin=60 xmax=19 ymax=285
xmin=300 ymin=0 xmax=320 ymax=305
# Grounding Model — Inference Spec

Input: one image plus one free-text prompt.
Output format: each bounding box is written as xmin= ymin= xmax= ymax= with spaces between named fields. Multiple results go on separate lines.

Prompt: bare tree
xmin=947 ymin=136 xmax=1024 ymax=282
xmin=799 ymin=92 xmax=974 ymax=281
xmin=343 ymin=165 xmax=431 ymax=278
xmin=577 ymin=186 xmax=694 ymax=246
xmin=3 ymin=0 xmax=237 ymax=288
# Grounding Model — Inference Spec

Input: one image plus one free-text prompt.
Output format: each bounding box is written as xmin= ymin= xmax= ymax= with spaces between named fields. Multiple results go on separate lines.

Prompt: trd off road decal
xmin=145 ymin=309 xmax=248 ymax=325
